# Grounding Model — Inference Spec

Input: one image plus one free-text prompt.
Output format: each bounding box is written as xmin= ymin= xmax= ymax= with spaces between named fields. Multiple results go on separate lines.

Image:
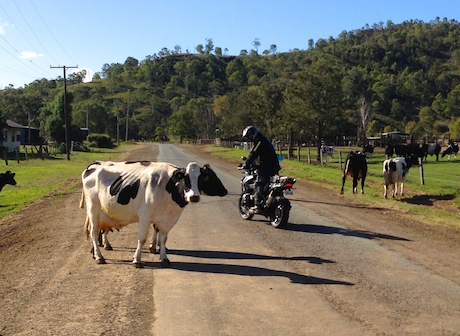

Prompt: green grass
xmin=202 ymin=144 xmax=460 ymax=229
xmin=0 ymin=144 xmax=136 ymax=219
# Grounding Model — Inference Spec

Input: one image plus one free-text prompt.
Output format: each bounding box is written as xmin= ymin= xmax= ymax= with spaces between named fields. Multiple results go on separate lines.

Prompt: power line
xmin=29 ymin=0 xmax=78 ymax=66
xmin=11 ymin=0 xmax=60 ymax=65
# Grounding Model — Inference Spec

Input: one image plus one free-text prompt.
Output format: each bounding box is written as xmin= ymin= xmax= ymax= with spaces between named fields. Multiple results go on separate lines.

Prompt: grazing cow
xmin=394 ymin=144 xmax=426 ymax=159
xmin=80 ymin=161 xmax=228 ymax=267
xmin=442 ymin=141 xmax=459 ymax=160
xmin=383 ymin=155 xmax=419 ymax=198
xmin=422 ymin=143 xmax=441 ymax=161
xmin=363 ymin=144 xmax=374 ymax=159
xmin=384 ymin=144 xmax=395 ymax=159
xmin=0 ymin=171 xmax=17 ymax=191
xmin=340 ymin=151 xmax=368 ymax=194
xmin=321 ymin=145 xmax=334 ymax=162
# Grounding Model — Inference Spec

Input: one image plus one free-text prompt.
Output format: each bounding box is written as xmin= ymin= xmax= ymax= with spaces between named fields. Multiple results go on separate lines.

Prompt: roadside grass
xmin=201 ymin=144 xmax=460 ymax=230
xmin=0 ymin=144 xmax=136 ymax=219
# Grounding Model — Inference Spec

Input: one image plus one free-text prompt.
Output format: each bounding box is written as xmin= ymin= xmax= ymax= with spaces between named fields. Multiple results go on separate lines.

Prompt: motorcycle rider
xmin=242 ymin=126 xmax=281 ymax=213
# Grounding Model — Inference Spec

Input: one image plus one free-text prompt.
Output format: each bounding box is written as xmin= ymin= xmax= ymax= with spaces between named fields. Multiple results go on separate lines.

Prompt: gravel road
xmin=1 ymin=143 xmax=460 ymax=336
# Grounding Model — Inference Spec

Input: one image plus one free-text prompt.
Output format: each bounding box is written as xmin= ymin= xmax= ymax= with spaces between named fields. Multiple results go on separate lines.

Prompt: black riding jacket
xmin=246 ymin=133 xmax=281 ymax=178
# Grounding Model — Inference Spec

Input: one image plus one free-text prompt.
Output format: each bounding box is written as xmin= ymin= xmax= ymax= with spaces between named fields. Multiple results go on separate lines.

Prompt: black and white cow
xmin=442 ymin=142 xmax=459 ymax=160
xmin=80 ymin=161 xmax=227 ymax=267
xmin=384 ymin=144 xmax=395 ymax=159
xmin=422 ymin=143 xmax=441 ymax=161
xmin=383 ymin=155 xmax=419 ymax=198
xmin=363 ymin=144 xmax=374 ymax=159
xmin=0 ymin=171 xmax=17 ymax=191
xmin=340 ymin=151 xmax=368 ymax=194
xmin=321 ymin=145 xmax=334 ymax=162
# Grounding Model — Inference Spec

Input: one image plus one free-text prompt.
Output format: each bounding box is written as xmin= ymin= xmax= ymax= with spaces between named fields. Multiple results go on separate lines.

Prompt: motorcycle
xmin=238 ymin=157 xmax=296 ymax=228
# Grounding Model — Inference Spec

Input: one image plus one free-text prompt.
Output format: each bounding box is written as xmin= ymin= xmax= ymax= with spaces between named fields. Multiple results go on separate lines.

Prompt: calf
xmin=321 ymin=145 xmax=334 ymax=162
xmin=383 ymin=155 xmax=418 ymax=198
xmin=340 ymin=151 xmax=367 ymax=194
xmin=422 ymin=143 xmax=441 ymax=161
xmin=363 ymin=144 xmax=374 ymax=159
xmin=0 ymin=171 xmax=17 ymax=191
xmin=384 ymin=144 xmax=395 ymax=159
xmin=441 ymin=142 xmax=459 ymax=160
xmin=80 ymin=161 xmax=227 ymax=267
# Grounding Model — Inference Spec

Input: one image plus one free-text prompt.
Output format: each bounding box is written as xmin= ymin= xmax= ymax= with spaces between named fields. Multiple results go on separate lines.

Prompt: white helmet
xmin=242 ymin=125 xmax=259 ymax=139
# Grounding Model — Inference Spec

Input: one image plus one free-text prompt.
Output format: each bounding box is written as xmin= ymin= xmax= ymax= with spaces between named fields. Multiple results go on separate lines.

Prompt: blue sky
xmin=0 ymin=0 xmax=459 ymax=89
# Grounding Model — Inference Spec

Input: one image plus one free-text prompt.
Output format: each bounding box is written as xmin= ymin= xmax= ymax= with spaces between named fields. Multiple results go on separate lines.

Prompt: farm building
xmin=1 ymin=119 xmax=42 ymax=152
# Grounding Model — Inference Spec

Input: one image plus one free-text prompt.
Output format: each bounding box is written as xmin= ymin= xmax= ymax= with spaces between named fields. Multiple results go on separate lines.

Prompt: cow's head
xmin=198 ymin=164 xmax=228 ymax=197
xmin=167 ymin=163 xmax=227 ymax=207
xmin=1 ymin=171 xmax=17 ymax=186
xmin=404 ymin=154 xmax=420 ymax=168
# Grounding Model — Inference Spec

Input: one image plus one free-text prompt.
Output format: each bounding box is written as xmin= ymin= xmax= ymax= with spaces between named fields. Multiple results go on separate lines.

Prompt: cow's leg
xmin=400 ymin=182 xmax=404 ymax=196
xmin=149 ymin=225 xmax=159 ymax=253
xmin=392 ymin=183 xmax=397 ymax=198
xmin=133 ymin=219 xmax=150 ymax=268
xmin=158 ymin=232 xmax=170 ymax=268
xmin=384 ymin=183 xmax=388 ymax=198
xmin=352 ymin=178 xmax=358 ymax=194
xmin=360 ymin=177 xmax=366 ymax=194
xmin=102 ymin=232 xmax=113 ymax=250
xmin=88 ymin=212 xmax=105 ymax=264
xmin=340 ymin=173 xmax=346 ymax=194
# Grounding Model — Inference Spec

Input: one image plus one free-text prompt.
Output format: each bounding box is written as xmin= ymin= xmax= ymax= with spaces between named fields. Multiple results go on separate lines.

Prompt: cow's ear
xmin=174 ymin=169 xmax=185 ymax=180
xmin=200 ymin=169 xmax=210 ymax=183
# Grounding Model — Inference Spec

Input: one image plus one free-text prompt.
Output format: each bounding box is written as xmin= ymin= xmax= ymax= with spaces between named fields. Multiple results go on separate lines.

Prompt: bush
xmin=86 ymin=134 xmax=114 ymax=148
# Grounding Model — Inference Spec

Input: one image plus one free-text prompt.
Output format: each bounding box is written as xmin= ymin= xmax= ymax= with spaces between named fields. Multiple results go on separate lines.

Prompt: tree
xmin=40 ymin=90 xmax=74 ymax=144
xmin=448 ymin=117 xmax=460 ymax=140
xmin=252 ymin=38 xmax=261 ymax=54
xmin=282 ymin=60 xmax=344 ymax=160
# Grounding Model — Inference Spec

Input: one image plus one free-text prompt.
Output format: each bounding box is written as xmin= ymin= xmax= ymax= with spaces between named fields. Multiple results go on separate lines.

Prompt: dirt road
xmin=1 ymin=143 xmax=460 ymax=335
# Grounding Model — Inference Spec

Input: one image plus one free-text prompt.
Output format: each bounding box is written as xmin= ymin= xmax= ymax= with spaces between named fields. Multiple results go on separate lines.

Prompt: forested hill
xmin=1 ymin=17 xmax=460 ymax=145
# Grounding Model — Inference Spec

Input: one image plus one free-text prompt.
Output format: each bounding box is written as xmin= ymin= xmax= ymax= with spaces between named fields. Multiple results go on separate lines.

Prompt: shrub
xmin=86 ymin=134 xmax=114 ymax=148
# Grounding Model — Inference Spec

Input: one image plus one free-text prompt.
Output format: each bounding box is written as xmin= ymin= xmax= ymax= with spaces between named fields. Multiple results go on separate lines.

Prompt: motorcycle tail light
xmin=285 ymin=183 xmax=293 ymax=189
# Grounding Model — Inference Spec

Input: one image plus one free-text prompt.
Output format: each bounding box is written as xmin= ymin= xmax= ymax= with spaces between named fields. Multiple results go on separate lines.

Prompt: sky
xmin=0 ymin=0 xmax=459 ymax=89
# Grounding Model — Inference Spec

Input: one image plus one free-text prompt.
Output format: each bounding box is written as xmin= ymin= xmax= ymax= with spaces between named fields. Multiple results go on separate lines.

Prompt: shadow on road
xmin=168 ymin=249 xmax=335 ymax=265
xmin=142 ymin=260 xmax=354 ymax=286
xmin=284 ymin=223 xmax=411 ymax=242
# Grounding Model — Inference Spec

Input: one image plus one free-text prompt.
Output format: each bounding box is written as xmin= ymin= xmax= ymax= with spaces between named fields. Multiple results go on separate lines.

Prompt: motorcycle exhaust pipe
xmin=265 ymin=194 xmax=275 ymax=207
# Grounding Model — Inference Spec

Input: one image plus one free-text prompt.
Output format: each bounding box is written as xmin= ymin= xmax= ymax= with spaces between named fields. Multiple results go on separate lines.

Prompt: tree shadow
xmin=283 ymin=223 xmax=411 ymax=241
xmin=401 ymin=194 xmax=455 ymax=206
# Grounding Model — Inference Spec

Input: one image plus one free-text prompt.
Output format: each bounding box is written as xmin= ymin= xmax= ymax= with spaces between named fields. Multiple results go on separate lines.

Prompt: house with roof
xmin=1 ymin=119 xmax=42 ymax=152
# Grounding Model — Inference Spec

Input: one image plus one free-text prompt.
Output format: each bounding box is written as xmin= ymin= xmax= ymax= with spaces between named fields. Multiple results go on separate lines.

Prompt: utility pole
xmin=125 ymin=90 xmax=130 ymax=142
xmin=50 ymin=65 xmax=77 ymax=160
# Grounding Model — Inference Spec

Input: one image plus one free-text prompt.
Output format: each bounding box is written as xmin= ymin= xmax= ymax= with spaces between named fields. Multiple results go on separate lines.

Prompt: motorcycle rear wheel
xmin=269 ymin=198 xmax=290 ymax=228
xmin=238 ymin=194 xmax=254 ymax=220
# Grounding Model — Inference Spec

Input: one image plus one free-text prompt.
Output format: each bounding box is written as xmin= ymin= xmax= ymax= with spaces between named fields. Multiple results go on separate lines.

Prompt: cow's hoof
xmin=161 ymin=258 xmax=171 ymax=268
xmin=134 ymin=263 xmax=144 ymax=268
xmin=149 ymin=247 xmax=156 ymax=253
xmin=96 ymin=258 xmax=106 ymax=264
xmin=105 ymin=245 xmax=113 ymax=251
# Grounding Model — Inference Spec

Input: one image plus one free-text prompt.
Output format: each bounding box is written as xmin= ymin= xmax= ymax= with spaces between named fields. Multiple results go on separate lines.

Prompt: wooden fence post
xmin=419 ymin=158 xmax=425 ymax=185
xmin=339 ymin=151 xmax=343 ymax=171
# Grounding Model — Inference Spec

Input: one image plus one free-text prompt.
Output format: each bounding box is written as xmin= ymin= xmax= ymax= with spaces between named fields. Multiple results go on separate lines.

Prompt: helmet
xmin=242 ymin=125 xmax=259 ymax=139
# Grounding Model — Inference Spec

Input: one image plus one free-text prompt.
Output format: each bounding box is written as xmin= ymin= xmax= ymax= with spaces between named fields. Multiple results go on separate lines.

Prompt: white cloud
xmin=20 ymin=51 xmax=44 ymax=60
xmin=0 ymin=22 xmax=7 ymax=35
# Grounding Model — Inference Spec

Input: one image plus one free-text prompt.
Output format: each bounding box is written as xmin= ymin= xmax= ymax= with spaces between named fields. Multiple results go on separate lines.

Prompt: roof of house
xmin=6 ymin=119 xmax=39 ymax=130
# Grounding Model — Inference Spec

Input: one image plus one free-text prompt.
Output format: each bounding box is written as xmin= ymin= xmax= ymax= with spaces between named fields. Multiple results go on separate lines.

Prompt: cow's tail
xmin=84 ymin=215 xmax=90 ymax=240
xmin=80 ymin=190 xmax=90 ymax=240
xmin=79 ymin=189 xmax=85 ymax=209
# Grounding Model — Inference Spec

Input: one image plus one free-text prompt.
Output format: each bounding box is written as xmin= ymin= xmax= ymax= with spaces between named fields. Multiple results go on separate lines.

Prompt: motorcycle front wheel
xmin=238 ymin=194 xmax=254 ymax=220
xmin=269 ymin=198 xmax=290 ymax=228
